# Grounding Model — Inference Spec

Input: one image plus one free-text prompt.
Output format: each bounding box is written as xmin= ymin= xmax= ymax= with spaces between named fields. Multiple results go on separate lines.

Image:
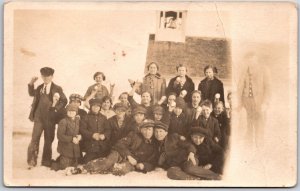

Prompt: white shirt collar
xmin=43 ymin=82 xmax=52 ymax=94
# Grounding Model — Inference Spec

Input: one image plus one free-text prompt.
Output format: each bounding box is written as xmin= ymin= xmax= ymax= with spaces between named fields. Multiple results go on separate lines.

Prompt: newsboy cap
xmin=175 ymin=97 xmax=186 ymax=109
xmin=113 ymin=102 xmax=128 ymax=112
xmin=153 ymin=105 xmax=165 ymax=115
xmin=154 ymin=121 xmax=169 ymax=132
xmin=190 ymin=127 xmax=208 ymax=137
xmin=40 ymin=67 xmax=55 ymax=76
xmin=89 ymin=98 xmax=102 ymax=107
xmin=140 ymin=119 xmax=155 ymax=129
xmin=132 ymin=106 xmax=147 ymax=115
xmin=69 ymin=94 xmax=84 ymax=102
xmin=66 ymin=104 xmax=78 ymax=112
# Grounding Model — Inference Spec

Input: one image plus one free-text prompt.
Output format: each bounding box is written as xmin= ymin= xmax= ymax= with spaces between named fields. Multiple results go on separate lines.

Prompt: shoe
xmin=41 ymin=161 xmax=52 ymax=168
xmin=27 ymin=159 xmax=36 ymax=170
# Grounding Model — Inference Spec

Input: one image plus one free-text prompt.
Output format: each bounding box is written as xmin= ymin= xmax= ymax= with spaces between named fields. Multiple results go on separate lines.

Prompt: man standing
xmin=27 ymin=67 xmax=67 ymax=168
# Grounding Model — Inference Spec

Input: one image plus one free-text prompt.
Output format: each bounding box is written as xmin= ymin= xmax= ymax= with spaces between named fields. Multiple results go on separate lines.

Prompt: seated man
xmin=154 ymin=121 xmax=221 ymax=180
xmin=67 ymin=119 xmax=159 ymax=176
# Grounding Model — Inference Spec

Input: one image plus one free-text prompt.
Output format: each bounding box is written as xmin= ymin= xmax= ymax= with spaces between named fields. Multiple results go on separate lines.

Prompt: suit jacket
xmin=195 ymin=115 xmax=221 ymax=141
xmin=166 ymin=75 xmax=195 ymax=103
xmin=28 ymin=82 xmax=67 ymax=122
xmin=198 ymin=77 xmax=225 ymax=104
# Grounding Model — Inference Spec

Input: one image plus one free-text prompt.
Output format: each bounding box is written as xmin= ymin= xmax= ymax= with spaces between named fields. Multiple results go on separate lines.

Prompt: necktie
xmin=43 ymin=84 xmax=47 ymax=94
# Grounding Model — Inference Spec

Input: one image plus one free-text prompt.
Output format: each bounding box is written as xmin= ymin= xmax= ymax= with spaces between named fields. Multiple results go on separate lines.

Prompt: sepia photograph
xmin=3 ymin=1 xmax=297 ymax=187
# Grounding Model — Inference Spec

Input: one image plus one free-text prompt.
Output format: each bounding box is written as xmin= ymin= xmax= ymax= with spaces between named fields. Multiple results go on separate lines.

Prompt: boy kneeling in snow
xmin=51 ymin=104 xmax=81 ymax=171
xmin=67 ymin=119 xmax=158 ymax=176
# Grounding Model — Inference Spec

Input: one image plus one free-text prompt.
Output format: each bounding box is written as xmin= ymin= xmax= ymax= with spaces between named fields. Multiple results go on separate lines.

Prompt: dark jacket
xmin=166 ymin=75 xmax=195 ymax=103
xmin=113 ymin=132 xmax=159 ymax=173
xmin=192 ymin=115 xmax=221 ymax=141
xmin=57 ymin=117 xmax=81 ymax=158
xmin=128 ymin=95 xmax=153 ymax=119
xmin=28 ymin=83 xmax=67 ymax=122
xmin=80 ymin=112 xmax=111 ymax=153
xmin=161 ymin=133 xmax=196 ymax=168
xmin=168 ymin=112 xmax=190 ymax=138
xmin=198 ymin=77 xmax=225 ymax=105
xmin=211 ymin=111 xmax=230 ymax=149
xmin=108 ymin=115 xmax=133 ymax=146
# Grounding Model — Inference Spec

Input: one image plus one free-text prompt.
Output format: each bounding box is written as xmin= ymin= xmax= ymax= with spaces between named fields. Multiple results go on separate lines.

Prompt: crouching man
xmin=154 ymin=121 xmax=221 ymax=180
xmin=67 ymin=119 xmax=158 ymax=176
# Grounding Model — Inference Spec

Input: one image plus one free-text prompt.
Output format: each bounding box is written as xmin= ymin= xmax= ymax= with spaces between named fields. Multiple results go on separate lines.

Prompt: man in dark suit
xmin=198 ymin=65 xmax=225 ymax=106
xmin=27 ymin=67 xmax=67 ymax=168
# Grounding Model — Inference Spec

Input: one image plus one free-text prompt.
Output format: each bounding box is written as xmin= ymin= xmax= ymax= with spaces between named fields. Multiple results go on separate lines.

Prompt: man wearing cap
xmin=168 ymin=97 xmax=190 ymax=139
xmin=128 ymin=106 xmax=147 ymax=132
xmin=153 ymin=121 xmax=202 ymax=180
xmin=67 ymin=119 xmax=159 ymax=175
xmin=188 ymin=126 xmax=224 ymax=176
xmin=152 ymin=105 xmax=170 ymax=125
xmin=108 ymin=103 xmax=132 ymax=146
xmin=27 ymin=67 xmax=67 ymax=168
xmin=80 ymin=98 xmax=111 ymax=163
xmin=51 ymin=104 xmax=81 ymax=171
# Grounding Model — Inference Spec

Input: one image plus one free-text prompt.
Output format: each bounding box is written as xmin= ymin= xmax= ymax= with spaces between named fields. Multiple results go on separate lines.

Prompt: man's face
xmin=202 ymin=105 xmax=212 ymax=118
xmin=174 ymin=107 xmax=183 ymax=116
xmin=140 ymin=127 xmax=153 ymax=140
xmin=115 ymin=108 xmax=126 ymax=119
xmin=119 ymin=94 xmax=128 ymax=103
xmin=192 ymin=93 xmax=201 ymax=105
xmin=91 ymin=105 xmax=101 ymax=114
xmin=168 ymin=95 xmax=176 ymax=104
xmin=70 ymin=100 xmax=81 ymax=108
xmin=177 ymin=66 xmax=187 ymax=77
xmin=141 ymin=92 xmax=151 ymax=105
xmin=134 ymin=113 xmax=145 ymax=124
xmin=191 ymin=134 xmax=205 ymax=145
xmin=101 ymin=100 xmax=111 ymax=110
xmin=95 ymin=74 xmax=104 ymax=83
xmin=154 ymin=128 xmax=168 ymax=141
xmin=67 ymin=111 xmax=77 ymax=118
xmin=154 ymin=113 xmax=163 ymax=121
xmin=41 ymin=75 xmax=53 ymax=84
xmin=205 ymin=68 xmax=214 ymax=79
xmin=149 ymin=64 xmax=158 ymax=75
xmin=214 ymin=103 xmax=224 ymax=115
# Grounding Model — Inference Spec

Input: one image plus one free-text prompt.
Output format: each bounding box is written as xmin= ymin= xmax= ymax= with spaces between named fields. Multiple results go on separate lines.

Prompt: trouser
xmin=242 ymin=97 xmax=265 ymax=148
xmin=27 ymin=118 xmax=56 ymax=166
xmin=51 ymin=155 xmax=78 ymax=171
xmin=82 ymin=149 xmax=110 ymax=164
xmin=167 ymin=160 xmax=221 ymax=180
xmin=83 ymin=150 xmax=134 ymax=175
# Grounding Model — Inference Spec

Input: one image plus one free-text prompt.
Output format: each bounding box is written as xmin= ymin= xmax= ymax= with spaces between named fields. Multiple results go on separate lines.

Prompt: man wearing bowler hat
xmin=27 ymin=67 xmax=67 ymax=168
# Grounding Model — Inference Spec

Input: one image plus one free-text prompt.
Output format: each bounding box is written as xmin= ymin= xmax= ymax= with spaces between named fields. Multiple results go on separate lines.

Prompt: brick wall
xmin=145 ymin=34 xmax=231 ymax=79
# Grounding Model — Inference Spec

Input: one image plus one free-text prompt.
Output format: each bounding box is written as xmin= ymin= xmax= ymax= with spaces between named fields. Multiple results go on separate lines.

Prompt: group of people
xmin=27 ymin=62 xmax=231 ymax=180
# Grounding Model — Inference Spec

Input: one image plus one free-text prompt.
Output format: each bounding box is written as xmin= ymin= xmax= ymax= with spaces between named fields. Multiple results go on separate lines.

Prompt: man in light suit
xmin=27 ymin=67 xmax=67 ymax=168
xmin=237 ymin=52 xmax=271 ymax=148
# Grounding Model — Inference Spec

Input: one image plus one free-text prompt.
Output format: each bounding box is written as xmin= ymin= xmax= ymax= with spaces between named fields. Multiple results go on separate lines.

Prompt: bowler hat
xmin=190 ymin=127 xmax=208 ymax=137
xmin=40 ymin=67 xmax=55 ymax=76
xmin=89 ymin=98 xmax=102 ymax=107
xmin=154 ymin=121 xmax=168 ymax=132
xmin=132 ymin=106 xmax=147 ymax=115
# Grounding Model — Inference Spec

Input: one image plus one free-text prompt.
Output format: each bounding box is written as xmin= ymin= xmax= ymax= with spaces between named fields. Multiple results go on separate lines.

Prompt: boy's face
xmin=102 ymin=100 xmax=111 ymax=110
xmin=202 ymin=105 xmax=212 ymax=118
xmin=41 ymin=75 xmax=53 ymax=85
xmin=141 ymin=92 xmax=151 ymax=105
xmin=140 ymin=127 xmax=153 ymax=140
xmin=134 ymin=113 xmax=145 ymax=124
xmin=115 ymin=108 xmax=126 ymax=119
xmin=168 ymin=95 xmax=176 ymax=104
xmin=149 ymin=64 xmax=158 ymax=75
xmin=173 ymin=107 xmax=183 ymax=116
xmin=214 ymin=103 xmax=224 ymax=115
xmin=192 ymin=93 xmax=201 ymax=105
xmin=91 ymin=105 xmax=101 ymax=114
xmin=205 ymin=68 xmax=214 ymax=79
xmin=70 ymin=100 xmax=81 ymax=108
xmin=67 ymin=110 xmax=77 ymax=118
xmin=119 ymin=94 xmax=128 ymax=103
xmin=95 ymin=74 xmax=104 ymax=83
xmin=177 ymin=66 xmax=187 ymax=77
xmin=154 ymin=128 xmax=168 ymax=141
xmin=154 ymin=113 xmax=163 ymax=121
xmin=191 ymin=134 xmax=205 ymax=145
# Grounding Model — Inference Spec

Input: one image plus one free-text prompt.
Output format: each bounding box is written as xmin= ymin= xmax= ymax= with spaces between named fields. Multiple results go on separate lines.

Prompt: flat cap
xmin=40 ymin=67 xmax=55 ymax=76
